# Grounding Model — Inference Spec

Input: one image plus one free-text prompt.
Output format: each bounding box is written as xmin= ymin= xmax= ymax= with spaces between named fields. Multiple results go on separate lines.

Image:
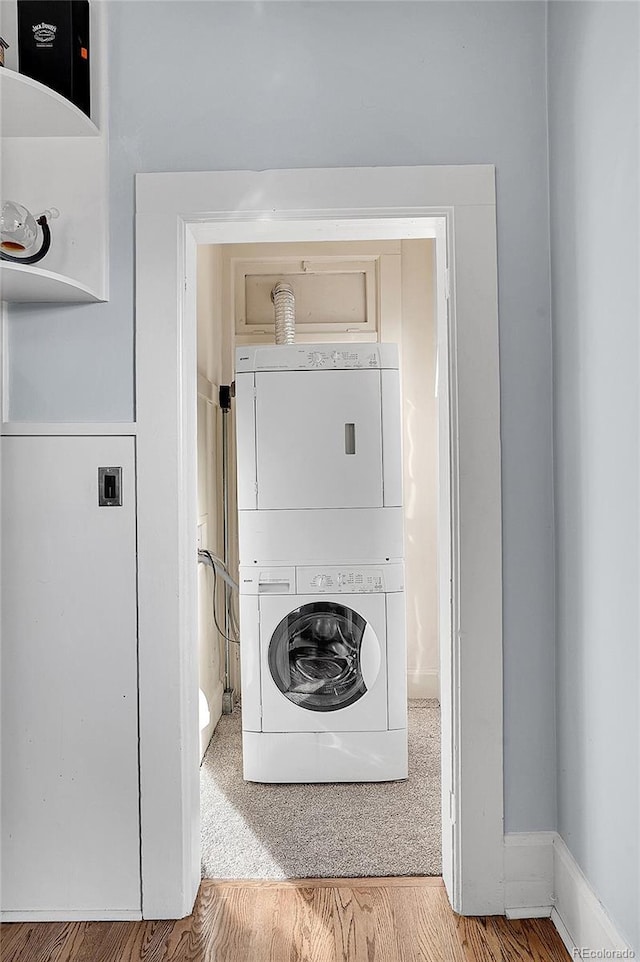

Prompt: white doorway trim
xmin=135 ymin=166 xmax=503 ymax=919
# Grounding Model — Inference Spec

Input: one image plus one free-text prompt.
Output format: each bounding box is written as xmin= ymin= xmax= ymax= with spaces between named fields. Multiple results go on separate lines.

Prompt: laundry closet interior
xmin=196 ymin=238 xmax=442 ymax=879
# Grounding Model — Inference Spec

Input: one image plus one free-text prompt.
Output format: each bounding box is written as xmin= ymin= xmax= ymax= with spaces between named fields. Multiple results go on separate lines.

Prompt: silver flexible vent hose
xmin=271 ymin=282 xmax=296 ymax=344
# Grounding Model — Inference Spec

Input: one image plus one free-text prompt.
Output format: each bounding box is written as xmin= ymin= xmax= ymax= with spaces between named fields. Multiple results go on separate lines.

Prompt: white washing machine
xmin=239 ymin=563 xmax=407 ymax=783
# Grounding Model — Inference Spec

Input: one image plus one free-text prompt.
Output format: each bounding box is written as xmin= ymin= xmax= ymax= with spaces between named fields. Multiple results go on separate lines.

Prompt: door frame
xmin=135 ymin=165 xmax=503 ymax=919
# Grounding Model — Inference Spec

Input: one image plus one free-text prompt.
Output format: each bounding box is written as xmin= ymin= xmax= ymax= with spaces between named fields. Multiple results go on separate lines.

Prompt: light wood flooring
xmin=0 ymin=878 xmax=570 ymax=962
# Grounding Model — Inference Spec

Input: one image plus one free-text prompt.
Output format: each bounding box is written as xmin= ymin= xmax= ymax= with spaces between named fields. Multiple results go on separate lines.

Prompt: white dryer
xmin=235 ymin=343 xmax=404 ymax=564
xmin=239 ymin=563 xmax=407 ymax=783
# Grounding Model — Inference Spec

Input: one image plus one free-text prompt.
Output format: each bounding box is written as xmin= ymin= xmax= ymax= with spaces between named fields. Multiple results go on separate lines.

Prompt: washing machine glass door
xmin=268 ymin=601 xmax=376 ymax=712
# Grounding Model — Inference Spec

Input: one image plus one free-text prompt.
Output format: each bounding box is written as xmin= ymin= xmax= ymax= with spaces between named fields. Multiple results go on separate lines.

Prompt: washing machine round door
xmin=268 ymin=601 xmax=381 ymax=712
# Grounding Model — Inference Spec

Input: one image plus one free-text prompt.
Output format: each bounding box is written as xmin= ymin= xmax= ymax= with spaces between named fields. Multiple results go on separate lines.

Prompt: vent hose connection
xmin=271 ymin=282 xmax=296 ymax=344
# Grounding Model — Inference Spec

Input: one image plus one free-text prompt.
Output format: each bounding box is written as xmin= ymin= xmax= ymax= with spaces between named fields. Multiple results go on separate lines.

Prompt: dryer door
xmin=255 ymin=370 xmax=383 ymax=510
xmin=260 ymin=593 xmax=388 ymax=733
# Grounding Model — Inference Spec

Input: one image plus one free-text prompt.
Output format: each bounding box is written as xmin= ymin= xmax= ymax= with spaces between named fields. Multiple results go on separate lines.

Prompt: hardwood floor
xmin=1 ymin=878 xmax=570 ymax=962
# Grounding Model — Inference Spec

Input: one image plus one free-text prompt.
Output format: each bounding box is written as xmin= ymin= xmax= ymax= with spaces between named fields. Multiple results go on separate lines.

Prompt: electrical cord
xmin=199 ymin=549 xmax=241 ymax=637
xmin=227 ymin=584 xmax=240 ymax=636
xmin=211 ymin=564 xmax=240 ymax=646
xmin=198 ymin=548 xmax=240 ymax=645
xmin=198 ymin=549 xmax=239 ymax=591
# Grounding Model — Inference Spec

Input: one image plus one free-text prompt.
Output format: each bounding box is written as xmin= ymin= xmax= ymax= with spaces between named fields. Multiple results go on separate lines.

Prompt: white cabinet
xmin=1 ymin=436 xmax=140 ymax=919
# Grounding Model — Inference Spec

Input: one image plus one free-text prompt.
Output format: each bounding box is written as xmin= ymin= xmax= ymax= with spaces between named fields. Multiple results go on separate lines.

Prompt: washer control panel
xmin=297 ymin=566 xmax=385 ymax=594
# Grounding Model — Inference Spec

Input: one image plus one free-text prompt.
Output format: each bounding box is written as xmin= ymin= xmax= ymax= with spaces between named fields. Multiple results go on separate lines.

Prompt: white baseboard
xmin=504 ymin=832 xmax=635 ymax=955
xmin=552 ymin=834 xmax=634 ymax=957
xmin=504 ymin=832 xmax=554 ymax=919
xmin=199 ymin=680 xmax=224 ymax=762
xmin=1 ymin=909 xmax=142 ymax=922
xmin=407 ymin=668 xmax=439 ymax=700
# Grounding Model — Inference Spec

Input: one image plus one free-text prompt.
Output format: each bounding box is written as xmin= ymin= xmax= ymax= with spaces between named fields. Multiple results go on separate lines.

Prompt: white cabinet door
xmin=1 ymin=436 xmax=140 ymax=916
xmin=255 ymin=370 xmax=383 ymax=510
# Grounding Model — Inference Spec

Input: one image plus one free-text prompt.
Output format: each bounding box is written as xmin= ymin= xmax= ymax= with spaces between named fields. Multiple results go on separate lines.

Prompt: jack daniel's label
xmin=32 ymin=22 xmax=56 ymax=46
xmin=17 ymin=2 xmax=90 ymax=117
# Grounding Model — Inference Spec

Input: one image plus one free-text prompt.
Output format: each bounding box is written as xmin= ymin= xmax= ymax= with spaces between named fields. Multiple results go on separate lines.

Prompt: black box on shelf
xmin=17 ymin=1 xmax=90 ymax=117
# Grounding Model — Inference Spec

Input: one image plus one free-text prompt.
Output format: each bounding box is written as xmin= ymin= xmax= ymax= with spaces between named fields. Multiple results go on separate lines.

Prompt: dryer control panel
xmin=288 ymin=348 xmax=380 ymax=371
xmin=236 ymin=343 xmax=399 ymax=373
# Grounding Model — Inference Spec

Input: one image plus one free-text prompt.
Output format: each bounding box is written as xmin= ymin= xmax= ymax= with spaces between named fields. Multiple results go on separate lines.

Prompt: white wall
xmin=196 ymin=246 xmax=225 ymax=757
xmin=400 ymin=240 xmax=438 ymax=699
xmin=548 ymin=2 xmax=639 ymax=950
xmin=5 ymin=1 xmax=555 ymax=833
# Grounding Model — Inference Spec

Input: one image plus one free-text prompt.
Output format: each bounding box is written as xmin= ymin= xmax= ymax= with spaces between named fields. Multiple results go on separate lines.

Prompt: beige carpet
xmin=200 ymin=700 xmax=441 ymax=879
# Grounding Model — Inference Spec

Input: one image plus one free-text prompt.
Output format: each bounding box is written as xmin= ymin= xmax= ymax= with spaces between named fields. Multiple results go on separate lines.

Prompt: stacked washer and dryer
xmin=235 ymin=342 xmax=407 ymax=783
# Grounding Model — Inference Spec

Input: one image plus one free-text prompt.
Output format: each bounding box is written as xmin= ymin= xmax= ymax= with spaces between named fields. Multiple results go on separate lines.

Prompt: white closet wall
xmin=399 ymin=240 xmax=439 ymax=699
xmin=196 ymin=246 xmax=226 ymax=756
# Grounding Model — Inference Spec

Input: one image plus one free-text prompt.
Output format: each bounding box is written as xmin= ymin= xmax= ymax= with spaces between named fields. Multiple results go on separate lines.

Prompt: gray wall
xmin=548 ymin=2 xmax=639 ymax=949
xmin=6 ymin=2 xmax=556 ymax=832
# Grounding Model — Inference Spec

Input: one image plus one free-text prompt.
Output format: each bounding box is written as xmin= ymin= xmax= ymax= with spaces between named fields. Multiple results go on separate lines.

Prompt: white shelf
xmin=1 ymin=262 xmax=104 ymax=303
xmin=0 ymin=3 xmax=108 ymax=305
xmin=0 ymin=69 xmax=99 ymax=138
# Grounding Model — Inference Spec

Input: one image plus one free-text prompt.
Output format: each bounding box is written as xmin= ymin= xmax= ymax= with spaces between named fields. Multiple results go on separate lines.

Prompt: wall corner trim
xmin=504 ymin=833 xmax=635 ymax=955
